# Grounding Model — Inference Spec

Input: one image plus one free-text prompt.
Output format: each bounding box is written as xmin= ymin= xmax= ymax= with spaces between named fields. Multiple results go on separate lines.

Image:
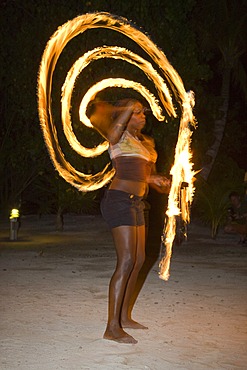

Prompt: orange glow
xmin=37 ymin=12 xmax=196 ymax=278
xmin=159 ymin=91 xmax=196 ymax=280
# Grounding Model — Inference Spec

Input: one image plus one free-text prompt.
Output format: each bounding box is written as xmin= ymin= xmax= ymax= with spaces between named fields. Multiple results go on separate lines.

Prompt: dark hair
xmin=112 ymin=98 xmax=140 ymax=121
xmin=229 ymin=191 xmax=240 ymax=199
xmin=114 ymin=98 xmax=139 ymax=107
xmin=86 ymin=98 xmax=102 ymax=118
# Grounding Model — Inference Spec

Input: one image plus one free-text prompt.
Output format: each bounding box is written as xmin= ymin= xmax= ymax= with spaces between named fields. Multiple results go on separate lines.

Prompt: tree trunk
xmin=56 ymin=206 xmax=64 ymax=231
xmin=200 ymin=65 xmax=231 ymax=181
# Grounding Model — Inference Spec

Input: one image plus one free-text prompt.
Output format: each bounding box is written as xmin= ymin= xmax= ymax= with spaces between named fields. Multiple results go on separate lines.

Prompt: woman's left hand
xmin=148 ymin=175 xmax=171 ymax=193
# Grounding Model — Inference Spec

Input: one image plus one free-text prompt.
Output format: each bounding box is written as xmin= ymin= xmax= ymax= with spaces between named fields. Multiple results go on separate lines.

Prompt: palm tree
xmin=194 ymin=0 xmax=247 ymax=181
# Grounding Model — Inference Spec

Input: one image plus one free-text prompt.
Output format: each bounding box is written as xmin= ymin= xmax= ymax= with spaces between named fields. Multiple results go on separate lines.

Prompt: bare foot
xmin=103 ymin=328 xmax=137 ymax=344
xmin=121 ymin=319 xmax=148 ymax=329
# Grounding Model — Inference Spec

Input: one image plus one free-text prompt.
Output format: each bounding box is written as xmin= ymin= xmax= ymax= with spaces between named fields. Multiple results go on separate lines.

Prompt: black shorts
xmin=100 ymin=189 xmax=145 ymax=229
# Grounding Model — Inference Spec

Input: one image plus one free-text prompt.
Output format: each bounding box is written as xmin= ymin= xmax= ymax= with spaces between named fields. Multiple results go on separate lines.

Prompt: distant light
xmin=10 ymin=208 xmax=19 ymax=219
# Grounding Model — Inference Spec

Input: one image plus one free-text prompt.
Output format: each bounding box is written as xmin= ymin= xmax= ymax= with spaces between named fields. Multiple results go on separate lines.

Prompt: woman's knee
xmin=118 ymin=255 xmax=136 ymax=275
xmin=134 ymin=254 xmax=145 ymax=271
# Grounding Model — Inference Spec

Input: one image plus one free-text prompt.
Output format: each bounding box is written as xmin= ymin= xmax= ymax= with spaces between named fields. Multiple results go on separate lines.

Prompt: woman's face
xmin=127 ymin=102 xmax=146 ymax=131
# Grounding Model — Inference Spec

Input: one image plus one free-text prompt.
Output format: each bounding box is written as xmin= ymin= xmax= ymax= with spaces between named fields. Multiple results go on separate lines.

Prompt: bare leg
xmin=121 ymin=225 xmax=148 ymax=329
xmin=225 ymin=224 xmax=247 ymax=243
xmin=103 ymin=225 xmax=138 ymax=344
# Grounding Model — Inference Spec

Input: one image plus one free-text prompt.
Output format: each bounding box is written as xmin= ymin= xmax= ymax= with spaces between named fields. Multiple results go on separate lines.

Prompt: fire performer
xmin=90 ymin=98 xmax=170 ymax=344
xmin=38 ymin=10 xmax=196 ymax=345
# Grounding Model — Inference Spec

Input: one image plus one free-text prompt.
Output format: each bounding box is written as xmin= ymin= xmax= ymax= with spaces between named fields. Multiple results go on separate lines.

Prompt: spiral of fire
xmin=37 ymin=12 xmax=196 ymax=279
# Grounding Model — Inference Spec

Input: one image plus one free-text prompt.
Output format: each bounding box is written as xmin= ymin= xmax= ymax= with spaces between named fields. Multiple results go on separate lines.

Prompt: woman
xmin=91 ymin=98 xmax=170 ymax=344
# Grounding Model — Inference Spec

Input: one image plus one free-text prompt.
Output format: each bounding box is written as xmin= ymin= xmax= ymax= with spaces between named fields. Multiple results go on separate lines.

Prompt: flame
xmin=159 ymin=91 xmax=196 ymax=280
xmin=37 ymin=12 xmax=196 ymax=278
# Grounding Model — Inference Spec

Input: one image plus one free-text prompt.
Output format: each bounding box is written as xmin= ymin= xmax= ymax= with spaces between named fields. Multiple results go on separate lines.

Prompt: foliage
xmin=191 ymin=0 xmax=247 ymax=179
xmin=0 ymin=0 xmax=246 ymax=220
xmin=22 ymin=170 xmax=100 ymax=216
xmin=0 ymin=107 xmax=46 ymax=215
xmin=193 ymin=155 xmax=245 ymax=238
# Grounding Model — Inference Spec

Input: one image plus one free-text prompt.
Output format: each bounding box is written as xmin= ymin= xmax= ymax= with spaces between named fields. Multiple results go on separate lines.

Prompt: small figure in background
xmin=224 ymin=191 xmax=247 ymax=244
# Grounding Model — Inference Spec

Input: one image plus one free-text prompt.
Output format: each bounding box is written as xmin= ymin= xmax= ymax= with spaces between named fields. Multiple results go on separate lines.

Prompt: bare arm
xmin=89 ymin=101 xmax=134 ymax=144
xmin=106 ymin=102 xmax=134 ymax=144
xmin=148 ymin=164 xmax=171 ymax=194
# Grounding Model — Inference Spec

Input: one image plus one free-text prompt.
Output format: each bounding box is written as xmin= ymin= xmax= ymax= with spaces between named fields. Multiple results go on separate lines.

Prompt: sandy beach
xmin=0 ymin=214 xmax=246 ymax=370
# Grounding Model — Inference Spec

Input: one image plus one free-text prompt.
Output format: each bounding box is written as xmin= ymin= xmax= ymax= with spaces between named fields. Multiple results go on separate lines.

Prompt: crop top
xmin=108 ymin=130 xmax=157 ymax=182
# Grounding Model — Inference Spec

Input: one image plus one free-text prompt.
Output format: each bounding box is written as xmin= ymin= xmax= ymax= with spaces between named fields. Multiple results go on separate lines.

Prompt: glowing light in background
xmin=37 ymin=12 xmax=196 ymax=278
xmin=10 ymin=209 xmax=20 ymax=219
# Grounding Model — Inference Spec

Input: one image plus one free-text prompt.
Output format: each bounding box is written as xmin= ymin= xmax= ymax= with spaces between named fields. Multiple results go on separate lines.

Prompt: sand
xmin=0 ymin=214 xmax=246 ymax=370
